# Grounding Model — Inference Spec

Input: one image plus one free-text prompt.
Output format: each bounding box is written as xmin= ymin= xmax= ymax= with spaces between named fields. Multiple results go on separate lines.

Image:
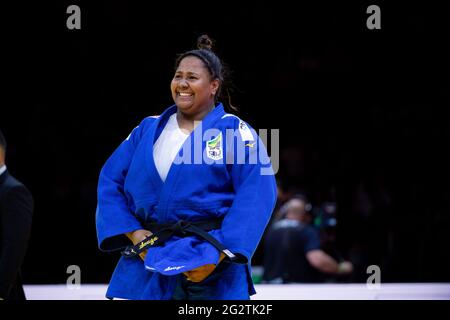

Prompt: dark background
xmin=2 ymin=1 xmax=449 ymax=284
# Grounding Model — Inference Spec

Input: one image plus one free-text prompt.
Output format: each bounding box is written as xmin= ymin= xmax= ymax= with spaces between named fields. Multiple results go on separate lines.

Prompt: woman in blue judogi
xmin=96 ymin=35 xmax=277 ymax=300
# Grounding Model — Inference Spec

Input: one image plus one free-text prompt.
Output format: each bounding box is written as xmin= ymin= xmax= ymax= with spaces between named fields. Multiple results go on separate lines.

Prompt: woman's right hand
xmin=125 ymin=229 xmax=153 ymax=261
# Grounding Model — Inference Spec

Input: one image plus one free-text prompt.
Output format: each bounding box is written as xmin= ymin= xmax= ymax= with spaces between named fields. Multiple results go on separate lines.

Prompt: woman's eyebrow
xmin=175 ymin=70 xmax=200 ymax=76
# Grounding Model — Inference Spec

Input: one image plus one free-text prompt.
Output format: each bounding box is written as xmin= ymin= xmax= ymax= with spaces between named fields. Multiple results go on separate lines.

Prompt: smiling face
xmin=171 ymin=56 xmax=219 ymax=118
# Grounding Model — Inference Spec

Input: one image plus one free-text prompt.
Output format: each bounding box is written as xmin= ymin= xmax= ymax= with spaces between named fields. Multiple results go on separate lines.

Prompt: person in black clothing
xmin=0 ymin=129 xmax=33 ymax=300
xmin=263 ymin=195 xmax=352 ymax=283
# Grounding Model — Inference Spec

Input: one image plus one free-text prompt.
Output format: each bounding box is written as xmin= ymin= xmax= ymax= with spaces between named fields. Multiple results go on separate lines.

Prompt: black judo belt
xmin=121 ymin=219 xmax=237 ymax=261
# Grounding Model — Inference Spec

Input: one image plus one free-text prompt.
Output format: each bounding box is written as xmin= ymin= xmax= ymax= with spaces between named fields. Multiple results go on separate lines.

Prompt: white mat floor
xmin=23 ymin=283 xmax=450 ymax=300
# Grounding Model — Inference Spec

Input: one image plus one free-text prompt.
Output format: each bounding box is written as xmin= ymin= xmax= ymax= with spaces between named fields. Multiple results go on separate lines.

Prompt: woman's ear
xmin=211 ymin=79 xmax=220 ymax=95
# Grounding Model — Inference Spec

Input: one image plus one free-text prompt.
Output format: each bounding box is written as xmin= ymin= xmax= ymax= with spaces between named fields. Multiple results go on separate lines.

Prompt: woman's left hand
xmin=183 ymin=253 xmax=226 ymax=282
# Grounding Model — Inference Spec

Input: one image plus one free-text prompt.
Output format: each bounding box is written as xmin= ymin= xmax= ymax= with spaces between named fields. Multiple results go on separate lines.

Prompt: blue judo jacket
xmin=96 ymin=103 xmax=277 ymax=299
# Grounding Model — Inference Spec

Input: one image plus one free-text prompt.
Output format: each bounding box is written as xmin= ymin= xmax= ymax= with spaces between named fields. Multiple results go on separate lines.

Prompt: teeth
xmin=179 ymin=93 xmax=192 ymax=96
